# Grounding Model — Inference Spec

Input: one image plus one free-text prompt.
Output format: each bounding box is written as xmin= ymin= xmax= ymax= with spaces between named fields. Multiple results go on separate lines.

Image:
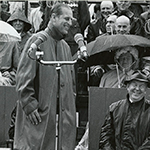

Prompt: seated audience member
xmin=87 ymin=1 xmax=114 ymax=43
xmin=7 ymin=9 xmax=31 ymax=55
xmin=113 ymin=1 xmax=143 ymax=35
xmin=100 ymin=46 xmax=139 ymax=88
xmin=99 ymin=70 xmax=150 ymax=150
xmin=0 ymin=42 xmax=19 ymax=86
xmin=89 ymin=15 xmax=117 ymax=86
xmin=115 ymin=15 xmax=130 ymax=34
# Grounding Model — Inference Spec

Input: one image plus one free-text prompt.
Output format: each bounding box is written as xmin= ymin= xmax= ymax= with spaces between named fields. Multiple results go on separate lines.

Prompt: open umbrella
xmin=0 ymin=20 xmax=21 ymax=42
xmin=86 ymin=34 xmax=150 ymax=66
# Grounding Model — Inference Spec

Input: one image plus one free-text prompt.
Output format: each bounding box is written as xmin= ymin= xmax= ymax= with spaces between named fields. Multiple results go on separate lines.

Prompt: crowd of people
xmin=1 ymin=1 xmax=150 ymax=150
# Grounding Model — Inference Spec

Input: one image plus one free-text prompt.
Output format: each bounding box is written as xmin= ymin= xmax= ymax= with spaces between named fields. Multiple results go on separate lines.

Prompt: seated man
xmin=100 ymin=46 xmax=139 ymax=88
xmin=99 ymin=70 xmax=150 ymax=149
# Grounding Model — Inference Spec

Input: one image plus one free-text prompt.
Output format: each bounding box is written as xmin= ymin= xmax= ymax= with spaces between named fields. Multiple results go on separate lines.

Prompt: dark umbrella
xmin=85 ymin=34 xmax=150 ymax=66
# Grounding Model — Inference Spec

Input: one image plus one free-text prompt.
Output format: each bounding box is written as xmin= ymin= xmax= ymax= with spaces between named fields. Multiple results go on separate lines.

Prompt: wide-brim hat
xmin=7 ymin=9 xmax=31 ymax=32
xmin=124 ymin=70 xmax=150 ymax=88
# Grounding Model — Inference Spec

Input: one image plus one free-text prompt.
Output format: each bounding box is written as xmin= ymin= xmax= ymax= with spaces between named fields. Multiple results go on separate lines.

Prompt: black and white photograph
xmin=0 ymin=0 xmax=150 ymax=150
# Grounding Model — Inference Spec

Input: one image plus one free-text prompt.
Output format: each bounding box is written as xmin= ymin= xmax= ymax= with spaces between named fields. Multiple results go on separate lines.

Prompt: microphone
xmin=74 ymin=33 xmax=88 ymax=60
xmin=28 ymin=28 xmax=49 ymax=55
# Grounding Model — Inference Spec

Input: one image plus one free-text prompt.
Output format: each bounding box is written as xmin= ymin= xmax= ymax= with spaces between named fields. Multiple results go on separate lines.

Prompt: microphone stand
xmin=35 ymin=51 xmax=78 ymax=150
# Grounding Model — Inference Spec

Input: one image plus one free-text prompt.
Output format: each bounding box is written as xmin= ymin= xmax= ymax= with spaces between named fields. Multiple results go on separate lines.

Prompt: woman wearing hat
xmin=99 ymin=70 xmax=150 ymax=149
xmin=7 ymin=9 xmax=32 ymax=55
xmin=100 ymin=46 xmax=139 ymax=88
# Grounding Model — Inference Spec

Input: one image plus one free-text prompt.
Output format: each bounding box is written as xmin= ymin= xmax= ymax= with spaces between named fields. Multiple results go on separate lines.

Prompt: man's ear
xmin=51 ymin=13 xmax=56 ymax=20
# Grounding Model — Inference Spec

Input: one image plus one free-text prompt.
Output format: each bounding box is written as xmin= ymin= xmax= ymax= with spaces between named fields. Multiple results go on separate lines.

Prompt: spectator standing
xmin=99 ymin=70 xmax=150 ymax=150
xmin=7 ymin=9 xmax=32 ymax=55
xmin=14 ymin=3 xmax=76 ymax=150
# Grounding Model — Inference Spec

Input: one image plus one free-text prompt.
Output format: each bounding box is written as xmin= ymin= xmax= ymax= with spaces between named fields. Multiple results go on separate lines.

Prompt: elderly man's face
xmin=115 ymin=20 xmax=130 ymax=34
xmin=53 ymin=7 xmax=73 ymax=35
xmin=127 ymin=80 xmax=147 ymax=102
xmin=106 ymin=16 xmax=116 ymax=34
xmin=101 ymin=3 xmax=113 ymax=19
xmin=116 ymin=1 xmax=131 ymax=11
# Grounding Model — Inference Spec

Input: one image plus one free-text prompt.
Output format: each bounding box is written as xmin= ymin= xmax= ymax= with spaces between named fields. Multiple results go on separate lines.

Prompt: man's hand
xmin=27 ymin=109 xmax=42 ymax=125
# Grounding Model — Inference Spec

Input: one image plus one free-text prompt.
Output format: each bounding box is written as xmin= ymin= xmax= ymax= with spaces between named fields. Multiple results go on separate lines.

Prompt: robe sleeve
xmin=16 ymin=35 xmax=39 ymax=115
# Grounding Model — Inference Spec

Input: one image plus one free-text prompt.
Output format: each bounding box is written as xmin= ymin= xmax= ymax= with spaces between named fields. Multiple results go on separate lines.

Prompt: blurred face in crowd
xmin=52 ymin=6 xmax=73 ymax=35
xmin=127 ymin=80 xmax=147 ymax=102
xmin=100 ymin=1 xmax=114 ymax=19
xmin=116 ymin=1 xmax=131 ymax=11
xmin=1 ymin=1 xmax=9 ymax=12
xmin=119 ymin=52 xmax=134 ymax=69
xmin=115 ymin=16 xmax=130 ymax=34
xmin=106 ymin=15 xmax=117 ymax=34
xmin=12 ymin=19 xmax=24 ymax=33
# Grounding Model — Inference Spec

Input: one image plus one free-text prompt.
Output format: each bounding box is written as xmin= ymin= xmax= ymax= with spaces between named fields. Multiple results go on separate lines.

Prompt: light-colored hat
xmin=115 ymin=46 xmax=138 ymax=61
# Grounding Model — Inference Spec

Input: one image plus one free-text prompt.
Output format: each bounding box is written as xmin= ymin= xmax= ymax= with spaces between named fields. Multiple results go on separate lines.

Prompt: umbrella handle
xmin=116 ymin=63 xmax=121 ymax=88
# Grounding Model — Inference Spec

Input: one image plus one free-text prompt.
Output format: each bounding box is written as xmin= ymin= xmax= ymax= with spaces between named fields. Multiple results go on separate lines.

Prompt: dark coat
xmin=14 ymin=29 xmax=76 ymax=150
xmin=87 ymin=17 xmax=106 ymax=43
xmin=99 ymin=95 xmax=150 ymax=150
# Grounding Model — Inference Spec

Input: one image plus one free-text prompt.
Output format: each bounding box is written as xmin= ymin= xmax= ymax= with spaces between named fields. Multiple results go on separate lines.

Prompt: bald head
xmin=115 ymin=15 xmax=130 ymax=34
xmin=101 ymin=1 xmax=114 ymax=8
xmin=100 ymin=1 xmax=114 ymax=19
